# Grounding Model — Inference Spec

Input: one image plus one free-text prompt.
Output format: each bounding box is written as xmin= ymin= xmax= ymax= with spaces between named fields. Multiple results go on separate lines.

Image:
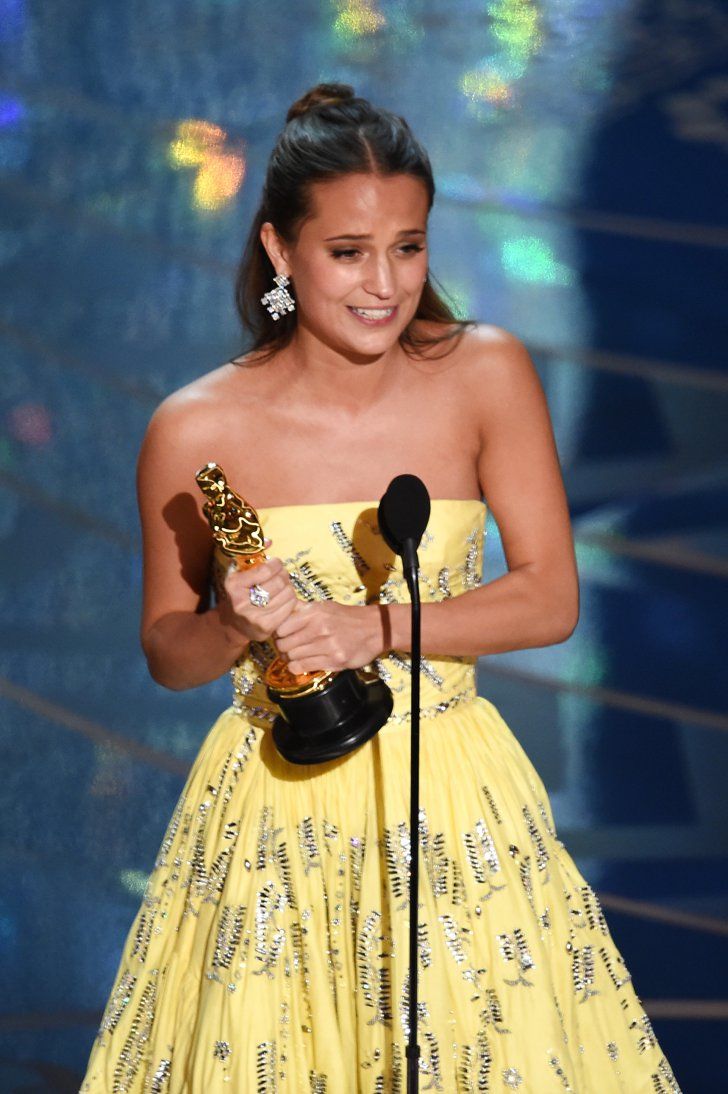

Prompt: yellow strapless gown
xmin=80 ymin=499 xmax=681 ymax=1093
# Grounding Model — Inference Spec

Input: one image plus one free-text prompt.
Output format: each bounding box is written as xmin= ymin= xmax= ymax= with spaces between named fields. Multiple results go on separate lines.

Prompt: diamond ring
xmin=249 ymin=583 xmax=270 ymax=608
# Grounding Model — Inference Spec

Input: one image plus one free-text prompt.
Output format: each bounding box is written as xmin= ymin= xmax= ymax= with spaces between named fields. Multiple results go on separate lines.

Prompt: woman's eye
xmin=331 ymin=244 xmax=425 ymax=259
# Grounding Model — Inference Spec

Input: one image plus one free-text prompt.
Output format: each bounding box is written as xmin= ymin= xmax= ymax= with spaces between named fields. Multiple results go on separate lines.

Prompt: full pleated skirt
xmin=80 ymin=697 xmax=681 ymax=1093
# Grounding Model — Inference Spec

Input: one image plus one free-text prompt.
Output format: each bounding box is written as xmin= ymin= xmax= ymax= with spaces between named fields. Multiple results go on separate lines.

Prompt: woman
xmin=81 ymin=84 xmax=681 ymax=1092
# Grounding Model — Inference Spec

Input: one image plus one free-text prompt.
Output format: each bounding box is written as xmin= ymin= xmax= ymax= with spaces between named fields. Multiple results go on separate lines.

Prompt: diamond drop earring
xmin=260 ymin=272 xmax=296 ymax=320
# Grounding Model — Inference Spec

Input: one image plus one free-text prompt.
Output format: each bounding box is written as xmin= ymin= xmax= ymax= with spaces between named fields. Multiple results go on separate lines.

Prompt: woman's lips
xmin=347 ymin=304 xmax=398 ymax=327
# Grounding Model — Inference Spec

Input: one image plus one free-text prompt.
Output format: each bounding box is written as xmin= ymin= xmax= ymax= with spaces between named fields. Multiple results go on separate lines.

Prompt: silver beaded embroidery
xmin=652 ymin=1055 xmax=682 ymax=1093
xmin=630 ymin=1011 xmax=658 ymax=1054
xmin=357 ymin=910 xmax=393 ymax=1026
xmin=522 ymin=804 xmax=550 ymax=880
xmin=329 ymin=519 xmax=370 ymax=574
xmin=437 ymin=566 xmax=453 ymax=597
xmin=572 ymin=944 xmax=600 ymax=1004
xmin=503 ymin=1066 xmax=524 ymax=1089
xmin=146 ymin=1056 xmax=172 ymax=1093
xmin=548 ymin=1053 xmax=574 ymax=1091
xmin=498 ymin=927 xmax=535 ymax=987
xmin=99 ymin=971 xmax=137 ymax=1035
xmin=283 ymin=552 xmax=335 ymax=601
xmin=378 ymin=685 xmax=476 ymax=724
xmin=208 ymin=904 xmax=245 ymax=982
xmin=112 ymin=978 xmax=157 ymax=1094
xmin=463 ymin=528 xmax=482 ymax=590
xmin=581 ymin=883 xmax=609 ymax=934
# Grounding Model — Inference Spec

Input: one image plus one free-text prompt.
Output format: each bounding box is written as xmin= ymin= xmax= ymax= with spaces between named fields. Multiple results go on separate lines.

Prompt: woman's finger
xmin=282 ymin=634 xmax=334 ymax=667
xmin=245 ymin=558 xmax=285 ymax=584
xmin=226 ymin=562 xmax=288 ymax=597
xmin=263 ymin=595 xmax=297 ymax=630
xmin=274 ymin=601 xmax=314 ymax=639
xmin=288 ymin=654 xmax=329 ymax=676
xmin=230 ymin=556 xmax=284 ymax=582
xmin=231 ymin=584 xmax=295 ymax=617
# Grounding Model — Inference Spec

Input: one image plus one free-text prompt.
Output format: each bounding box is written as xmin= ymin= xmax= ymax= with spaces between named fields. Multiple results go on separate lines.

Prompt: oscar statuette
xmin=195 ymin=462 xmax=394 ymax=764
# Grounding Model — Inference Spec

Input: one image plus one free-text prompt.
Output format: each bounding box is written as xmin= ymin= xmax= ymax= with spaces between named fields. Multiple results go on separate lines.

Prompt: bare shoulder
xmin=142 ymin=354 xmax=267 ymax=441
xmin=456 ymin=323 xmax=545 ymax=423
xmin=457 ymin=322 xmax=533 ymax=371
xmin=409 ymin=320 xmax=531 ymax=374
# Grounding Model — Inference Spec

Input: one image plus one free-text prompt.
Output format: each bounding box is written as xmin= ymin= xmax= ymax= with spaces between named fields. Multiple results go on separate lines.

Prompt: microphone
xmin=378 ymin=474 xmax=431 ymax=587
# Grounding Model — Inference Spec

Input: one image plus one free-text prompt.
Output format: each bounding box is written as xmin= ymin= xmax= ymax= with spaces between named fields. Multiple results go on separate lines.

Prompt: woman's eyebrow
xmin=324 ymin=228 xmax=427 ymax=241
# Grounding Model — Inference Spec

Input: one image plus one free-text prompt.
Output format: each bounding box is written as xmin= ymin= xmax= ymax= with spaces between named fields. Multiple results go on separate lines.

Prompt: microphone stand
xmin=402 ymin=536 xmax=421 ymax=1094
xmin=377 ymin=473 xmax=430 ymax=1092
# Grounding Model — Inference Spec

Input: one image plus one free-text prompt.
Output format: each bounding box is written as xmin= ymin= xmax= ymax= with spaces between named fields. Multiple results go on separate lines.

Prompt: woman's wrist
xmin=367 ymin=602 xmax=408 ymax=657
xmin=213 ymin=602 xmax=252 ymax=659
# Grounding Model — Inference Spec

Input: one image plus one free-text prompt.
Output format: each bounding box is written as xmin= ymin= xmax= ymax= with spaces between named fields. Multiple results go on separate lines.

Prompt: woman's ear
xmin=260 ymin=221 xmax=291 ymax=278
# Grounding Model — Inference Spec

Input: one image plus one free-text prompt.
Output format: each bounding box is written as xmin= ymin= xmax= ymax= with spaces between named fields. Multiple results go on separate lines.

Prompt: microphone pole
xmin=378 ymin=475 xmax=431 ymax=1094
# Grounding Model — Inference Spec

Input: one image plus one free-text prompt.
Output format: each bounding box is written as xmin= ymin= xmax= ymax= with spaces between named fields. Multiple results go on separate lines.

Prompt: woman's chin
xmin=340 ymin=315 xmax=413 ymax=354
xmin=342 ymin=330 xmax=403 ymax=359
xmin=297 ymin=314 xmax=411 ymax=360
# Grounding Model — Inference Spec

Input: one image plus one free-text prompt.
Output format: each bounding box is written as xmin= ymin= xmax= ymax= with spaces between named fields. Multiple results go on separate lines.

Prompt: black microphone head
xmin=378 ymin=474 xmax=431 ymax=555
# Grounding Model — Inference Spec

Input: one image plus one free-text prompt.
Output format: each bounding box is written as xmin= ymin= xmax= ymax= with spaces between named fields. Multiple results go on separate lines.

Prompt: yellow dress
xmin=80 ymin=499 xmax=681 ymax=1093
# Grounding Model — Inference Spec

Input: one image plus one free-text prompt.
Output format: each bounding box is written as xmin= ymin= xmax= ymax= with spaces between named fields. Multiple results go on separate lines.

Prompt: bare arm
xmin=375 ymin=330 xmax=579 ymax=658
xmin=137 ymin=395 xmax=254 ymax=690
xmin=143 ymin=609 xmax=252 ymax=691
xmin=138 ymin=391 xmax=300 ymax=690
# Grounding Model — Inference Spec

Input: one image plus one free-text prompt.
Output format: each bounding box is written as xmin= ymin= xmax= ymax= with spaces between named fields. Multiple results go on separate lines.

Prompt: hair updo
xmin=285 ymin=83 xmax=355 ymax=121
xmin=234 ymin=82 xmax=473 ymax=362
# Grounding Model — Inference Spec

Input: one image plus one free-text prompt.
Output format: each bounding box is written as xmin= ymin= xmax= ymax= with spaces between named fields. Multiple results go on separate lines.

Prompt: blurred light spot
xmin=194 ymin=152 xmax=246 ymax=211
xmin=501 ymin=236 xmax=573 ymax=285
xmin=0 ymin=94 xmax=23 ymax=127
xmin=169 ymin=119 xmax=226 ymax=168
xmin=461 ymin=66 xmax=513 ymax=106
xmin=562 ymin=644 xmax=607 ymax=687
xmin=0 ymin=94 xmax=27 ymax=170
xmin=119 ymin=869 xmax=150 ymax=898
xmin=332 ymin=0 xmax=386 ymax=40
xmin=7 ymin=402 xmax=53 ymax=445
xmin=461 ymin=0 xmax=542 ymax=115
xmin=168 ymin=119 xmax=246 ymax=211
xmin=488 ymin=0 xmax=541 ymax=65
xmin=574 ymin=541 xmax=623 ymax=586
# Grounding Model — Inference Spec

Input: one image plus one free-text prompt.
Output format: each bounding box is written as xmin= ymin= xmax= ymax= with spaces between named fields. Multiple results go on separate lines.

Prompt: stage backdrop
xmin=0 ymin=1 xmax=726 ymax=1090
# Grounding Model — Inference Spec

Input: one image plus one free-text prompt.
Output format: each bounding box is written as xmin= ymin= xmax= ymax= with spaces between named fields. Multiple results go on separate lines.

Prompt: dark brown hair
xmin=233 ymin=82 xmax=474 ymax=363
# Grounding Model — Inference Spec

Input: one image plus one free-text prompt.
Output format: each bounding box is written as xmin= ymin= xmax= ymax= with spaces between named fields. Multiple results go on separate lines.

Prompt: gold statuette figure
xmin=194 ymin=461 xmax=332 ymax=694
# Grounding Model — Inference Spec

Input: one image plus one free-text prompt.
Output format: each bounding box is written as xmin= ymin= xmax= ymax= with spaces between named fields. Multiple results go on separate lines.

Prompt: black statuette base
xmin=268 ymin=667 xmax=394 ymax=765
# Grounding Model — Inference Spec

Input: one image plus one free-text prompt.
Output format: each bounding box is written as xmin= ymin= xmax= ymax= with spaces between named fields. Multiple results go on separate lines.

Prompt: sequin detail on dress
xmin=81 ymin=500 xmax=682 ymax=1092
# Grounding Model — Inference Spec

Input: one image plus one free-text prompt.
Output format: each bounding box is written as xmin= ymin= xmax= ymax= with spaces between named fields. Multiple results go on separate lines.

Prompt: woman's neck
xmin=278 ymin=324 xmax=408 ymax=413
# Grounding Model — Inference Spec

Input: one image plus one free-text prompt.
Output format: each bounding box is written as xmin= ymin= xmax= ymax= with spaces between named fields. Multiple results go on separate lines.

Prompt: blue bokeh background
xmin=1 ymin=1 xmax=726 ymax=1089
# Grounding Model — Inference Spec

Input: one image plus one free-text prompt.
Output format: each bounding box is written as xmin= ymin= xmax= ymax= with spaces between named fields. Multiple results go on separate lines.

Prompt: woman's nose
xmin=361 ymin=255 xmax=395 ymax=297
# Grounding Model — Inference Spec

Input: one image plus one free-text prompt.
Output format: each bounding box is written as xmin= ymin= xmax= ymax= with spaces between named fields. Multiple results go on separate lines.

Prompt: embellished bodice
xmin=210 ymin=498 xmax=487 ymax=730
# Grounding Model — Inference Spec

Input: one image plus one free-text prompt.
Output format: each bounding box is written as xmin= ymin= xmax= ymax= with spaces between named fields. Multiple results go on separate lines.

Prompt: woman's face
xmin=262 ymin=172 xmax=430 ymax=359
